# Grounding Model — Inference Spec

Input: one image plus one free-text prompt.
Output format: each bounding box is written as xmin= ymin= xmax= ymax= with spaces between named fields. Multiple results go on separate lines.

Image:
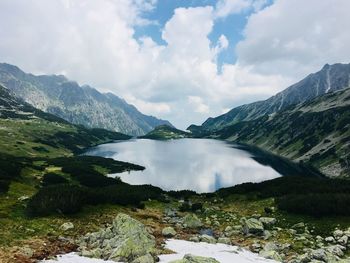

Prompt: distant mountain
xmin=190 ymin=63 xmax=350 ymax=132
xmin=140 ymin=125 xmax=191 ymax=140
xmin=209 ymin=88 xmax=350 ymax=178
xmin=0 ymin=84 xmax=130 ymax=156
xmin=0 ymin=63 xmax=172 ymax=136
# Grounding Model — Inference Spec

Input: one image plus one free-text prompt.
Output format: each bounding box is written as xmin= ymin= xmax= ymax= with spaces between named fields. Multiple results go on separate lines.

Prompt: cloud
xmin=188 ymin=96 xmax=210 ymax=113
xmin=0 ymin=0 xmax=350 ymax=129
xmin=236 ymin=0 xmax=350 ymax=80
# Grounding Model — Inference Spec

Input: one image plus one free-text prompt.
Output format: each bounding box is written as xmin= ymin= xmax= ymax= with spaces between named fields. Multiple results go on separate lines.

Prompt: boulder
xmin=259 ymin=250 xmax=282 ymax=261
xmin=325 ymin=236 xmax=335 ymax=243
xmin=60 ymin=222 xmax=74 ymax=231
xmin=338 ymin=235 xmax=348 ymax=246
xmin=199 ymin=235 xmax=216 ymax=244
xmin=162 ymin=227 xmax=177 ymax=237
xmin=183 ymin=214 xmax=203 ymax=229
xmin=132 ymin=254 xmax=155 ymax=263
xmin=169 ymin=254 xmax=220 ymax=263
xmin=78 ymin=213 xmax=156 ymax=262
xmin=259 ymin=217 xmax=277 ymax=228
xmin=333 ymin=229 xmax=344 ymax=239
xmin=217 ymin=237 xmax=231 ymax=245
xmin=242 ymin=218 xmax=264 ymax=235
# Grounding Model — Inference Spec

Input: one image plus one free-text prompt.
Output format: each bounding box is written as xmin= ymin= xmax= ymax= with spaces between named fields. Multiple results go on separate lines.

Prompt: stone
xmin=263 ymin=242 xmax=279 ymax=252
xmin=189 ymin=236 xmax=200 ymax=243
xmin=162 ymin=227 xmax=177 ymax=237
xmin=259 ymin=217 xmax=277 ymax=228
xmin=19 ymin=246 xmax=34 ymax=258
xmin=199 ymin=235 xmax=216 ymax=244
xmin=169 ymin=254 xmax=220 ymax=263
xmin=311 ymin=249 xmax=326 ymax=261
xmin=263 ymin=230 xmax=272 ymax=240
xmin=325 ymin=236 xmax=335 ymax=243
xmin=292 ymin=222 xmax=305 ymax=229
xmin=78 ymin=213 xmax=156 ymax=262
xmin=338 ymin=235 xmax=348 ymax=245
xmin=217 ymin=237 xmax=231 ymax=245
xmin=60 ymin=222 xmax=74 ymax=231
xmin=326 ymin=245 xmax=344 ymax=257
xmin=242 ymin=218 xmax=264 ymax=235
xmin=131 ymin=254 xmax=155 ymax=263
xmin=259 ymin=250 xmax=283 ymax=261
xmin=183 ymin=214 xmax=203 ymax=229
xmin=333 ymin=229 xmax=344 ymax=239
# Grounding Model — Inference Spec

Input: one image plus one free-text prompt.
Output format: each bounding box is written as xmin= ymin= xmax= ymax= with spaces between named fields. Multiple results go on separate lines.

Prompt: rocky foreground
xmin=41 ymin=210 xmax=350 ymax=263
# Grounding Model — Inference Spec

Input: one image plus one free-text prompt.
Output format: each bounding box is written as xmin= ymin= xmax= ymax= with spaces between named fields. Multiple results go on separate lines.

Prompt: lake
xmin=85 ymin=138 xmax=318 ymax=193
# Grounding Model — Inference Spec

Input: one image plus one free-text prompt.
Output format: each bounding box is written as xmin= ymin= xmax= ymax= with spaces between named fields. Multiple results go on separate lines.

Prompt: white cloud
xmin=215 ymin=0 xmax=252 ymax=18
xmin=236 ymin=0 xmax=350 ymax=80
xmin=188 ymin=96 xmax=210 ymax=113
xmin=0 ymin=0 xmax=350 ymax=129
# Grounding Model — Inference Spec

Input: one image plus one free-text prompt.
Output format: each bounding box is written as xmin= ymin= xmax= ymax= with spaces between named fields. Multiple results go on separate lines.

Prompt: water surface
xmin=85 ymin=139 xmax=285 ymax=193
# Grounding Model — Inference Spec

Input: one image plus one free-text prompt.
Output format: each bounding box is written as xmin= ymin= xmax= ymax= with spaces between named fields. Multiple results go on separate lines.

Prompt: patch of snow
xmin=159 ymin=239 xmax=277 ymax=263
xmin=41 ymin=239 xmax=277 ymax=263
xmin=41 ymin=253 xmax=119 ymax=263
xmin=326 ymin=67 xmax=331 ymax=93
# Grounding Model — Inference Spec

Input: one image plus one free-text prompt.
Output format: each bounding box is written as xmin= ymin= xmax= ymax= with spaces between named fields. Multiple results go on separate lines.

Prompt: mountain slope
xmin=0 ymin=84 xmax=130 ymax=157
xmin=0 ymin=63 xmax=172 ymax=136
xmin=191 ymin=63 xmax=350 ymax=132
xmin=209 ymin=88 xmax=350 ymax=177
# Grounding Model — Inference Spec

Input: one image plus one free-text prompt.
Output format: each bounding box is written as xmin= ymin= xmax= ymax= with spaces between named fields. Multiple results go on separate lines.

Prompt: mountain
xmin=208 ymin=87 xmax=350 ymax=177
xmin=0 ymin=63 xmax=172 ymax=136
xmin=190 ymin=63 xmax=350 ymax=132
xmin=0 ymin=84 xmax=130 ymax=157
xmin=140 ymin=124 xmax=191 ymax=140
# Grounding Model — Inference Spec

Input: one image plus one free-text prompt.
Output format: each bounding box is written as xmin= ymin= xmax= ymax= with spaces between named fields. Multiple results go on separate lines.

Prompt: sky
xmin=0 ymin=0 xmax=350 ymax=129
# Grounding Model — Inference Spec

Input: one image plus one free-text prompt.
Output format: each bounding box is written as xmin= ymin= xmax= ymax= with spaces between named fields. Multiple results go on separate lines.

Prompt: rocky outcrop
xmin=183 ymin=214 xmax=203 ymax=229
xmin=77 ymin=213 xmax=157 ymax=262
xmin=242 ymin=218 xmax=265 ymax=235
xmin=162 ymin=227 xmax=177 ymax=237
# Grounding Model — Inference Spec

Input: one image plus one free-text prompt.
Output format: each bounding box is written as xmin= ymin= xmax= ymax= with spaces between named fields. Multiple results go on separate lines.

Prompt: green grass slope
xmin=139 ymin=124 xmax=192 ymax=140
xmin=210 ymin=88 xmax=350 ymax=177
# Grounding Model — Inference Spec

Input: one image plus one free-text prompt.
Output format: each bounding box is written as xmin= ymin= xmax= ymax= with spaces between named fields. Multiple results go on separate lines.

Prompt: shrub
xmin=42 ymin=173 xmax=68 ymax=186
xmin=277 ymin=193 xmax=350 ymax=217
xmin=27 ymin=185 xmax=88 ymax=216
xmin=0 ymin=180 xmax=10 ymax=193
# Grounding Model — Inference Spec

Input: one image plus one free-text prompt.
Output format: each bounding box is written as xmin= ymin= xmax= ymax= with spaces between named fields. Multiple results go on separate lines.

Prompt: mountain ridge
xmin=190 ymin=63 xmax=350 ymax=132
xmin=0 ymin=63 xmax=172 ymax=136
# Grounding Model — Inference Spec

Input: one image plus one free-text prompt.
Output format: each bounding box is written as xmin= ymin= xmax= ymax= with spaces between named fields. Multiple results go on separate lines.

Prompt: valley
xmin=0 ymin=64 xmax=349 ymax=263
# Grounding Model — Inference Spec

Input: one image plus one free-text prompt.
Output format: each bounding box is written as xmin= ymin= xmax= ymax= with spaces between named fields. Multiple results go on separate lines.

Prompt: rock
xmin=311 ymin=249 xmax=326 ymax=261
xmin=169 ymin=254 xmax=220 ymax=263
xmin=217 ymin=237 xmax=231 ymax=245
xmin=242 ymin=218 xmax=264 ymax=235
xmin=189 ymin=236 xmax=200 ymax=243
xmin=18 ymin=246 xmax=34 ymax=258
xmin=224 ymin=226 xmax=232 ymax=233
xmin=338 ymin=235 xmax=348 ymax=245
xmin=183 ymin=214 xmax=203 ymax=229
xmin=18 ymin=195 xmax=30 ymax=202
xmin=326 ymin=245 xmax=345 ymax=257
xmin=131 ymin=254 xmax=155 ymax=263
xmin=263 ymin=242 xmax=279 ymax=252
xmin=263 ymin=230 xmax=272 ymax=240
xmin=296 ymin=253 xmax=312 ymax=263
xmin=259 ymin=217 xmax=277 ymax=228
xmin=78 ymin=213 xmax=156 ymax=262
xmin=162 ymin=227 xmax=177 ymax=237
xmin=333 ymin=229 xmax=344 ymax=239
xmin=60 ymin=222 xmax=74 ymax=231
xmin=259 ymin=250 xmax=283 ymax=261
xmin=292 ymin=222 xmax=305 ymax=228
xmin=325 ymin=236 xmax=335 ymax=243
xmin=199 ymin=235 xmax=216 ymax=244
xmin=251 ymin=243 xmax=262 ymax=253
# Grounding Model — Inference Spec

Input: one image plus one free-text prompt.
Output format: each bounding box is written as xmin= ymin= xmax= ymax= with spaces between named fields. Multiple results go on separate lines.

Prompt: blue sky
xmin=134 ymin=0 xmax=272 ymax=69
xmin=0 ymin=0 xmax=349 ymax=128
